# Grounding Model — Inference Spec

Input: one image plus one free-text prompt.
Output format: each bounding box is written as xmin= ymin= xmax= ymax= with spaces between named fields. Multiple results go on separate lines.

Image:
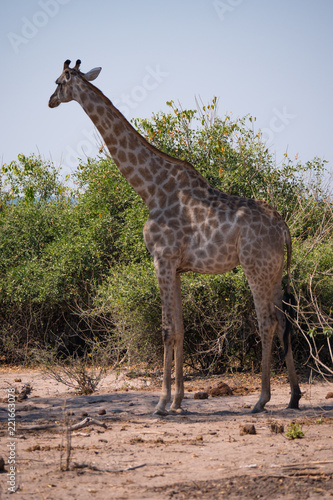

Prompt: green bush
xmin=180 ymin=270 xmax=257 ymax=372
xmin=92 ymin=264 xmax=257 ymax=372
xmin=94 ymin=262 xmax=163 ymax=365
xmin=0 ymin=100 xmax=332 ymax=374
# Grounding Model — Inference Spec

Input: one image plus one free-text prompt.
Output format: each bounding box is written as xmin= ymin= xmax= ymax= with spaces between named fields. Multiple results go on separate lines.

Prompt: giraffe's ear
xmin=83 ymin=67 xmax=102 ymax=81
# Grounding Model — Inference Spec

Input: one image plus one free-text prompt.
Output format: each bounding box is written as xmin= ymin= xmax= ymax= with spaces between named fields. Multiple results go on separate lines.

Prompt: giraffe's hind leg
xmin=243 ymin=258 xmax=282 ymax=413
xmin=274 ymin=288 xmax=302 ymax=409
xmin=248 ymin=274 xmax=301 ymax=413
xmin=250 ymin=293 xmax=278 ymax=413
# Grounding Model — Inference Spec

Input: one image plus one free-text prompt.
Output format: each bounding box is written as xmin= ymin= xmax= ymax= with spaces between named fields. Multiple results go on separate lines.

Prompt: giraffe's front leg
xmin=169 ymin=274 xmax=185 ymax=413
xmin=153 ymin=261 xmax=185 ymax=416
xmin=169 ymin=336 xmax=185 ymax=413
xmin=154 ymin=334 xmax=173 ymax=416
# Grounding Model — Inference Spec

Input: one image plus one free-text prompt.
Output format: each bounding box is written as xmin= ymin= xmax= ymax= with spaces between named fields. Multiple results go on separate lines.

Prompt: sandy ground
xmin=0 ymin=367 xmax=333 ymax=499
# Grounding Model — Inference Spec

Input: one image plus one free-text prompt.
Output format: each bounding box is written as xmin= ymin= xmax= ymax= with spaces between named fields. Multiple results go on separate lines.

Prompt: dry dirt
xmin=0 ymin=367 xmax=333 ymax=499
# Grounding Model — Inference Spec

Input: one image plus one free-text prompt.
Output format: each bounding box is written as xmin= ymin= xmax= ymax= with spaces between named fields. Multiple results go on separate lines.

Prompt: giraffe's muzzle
xmin=48 ymin=91 xmax=60 ymax=108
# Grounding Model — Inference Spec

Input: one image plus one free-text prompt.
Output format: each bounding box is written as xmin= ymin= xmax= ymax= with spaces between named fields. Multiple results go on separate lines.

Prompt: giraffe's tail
xmin=282 ymin=226 xmax=295 ymax=358
xmin=285 ymin=225 xmax=292 ymax=296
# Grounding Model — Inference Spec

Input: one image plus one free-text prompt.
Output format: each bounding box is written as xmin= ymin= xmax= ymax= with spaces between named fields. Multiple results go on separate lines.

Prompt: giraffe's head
xmin=48 ymin=59 xmax=102 ymax=108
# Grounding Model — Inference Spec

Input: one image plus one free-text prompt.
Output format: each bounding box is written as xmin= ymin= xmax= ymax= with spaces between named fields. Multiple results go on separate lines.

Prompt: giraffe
xmin=49 ymin=60 xmax=302 ymax=415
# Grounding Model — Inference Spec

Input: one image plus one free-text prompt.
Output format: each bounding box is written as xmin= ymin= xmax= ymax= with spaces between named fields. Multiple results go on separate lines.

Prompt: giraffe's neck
xmin=75 ymin=79 xmax=208 ymax=211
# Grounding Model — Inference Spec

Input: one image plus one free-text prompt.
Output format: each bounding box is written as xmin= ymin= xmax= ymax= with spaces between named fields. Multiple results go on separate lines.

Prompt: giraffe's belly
xmin=144 ymin=216 xmax=241 ymax=274
xmin=179 ymin=240 xmax=240 ymax=275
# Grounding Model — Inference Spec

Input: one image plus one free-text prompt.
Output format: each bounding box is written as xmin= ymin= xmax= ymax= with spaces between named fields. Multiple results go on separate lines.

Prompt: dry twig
xmin=18 ymin=417 xmax=107 ymax=433
xmin=72 ymin=462 xmax=146 ymax=473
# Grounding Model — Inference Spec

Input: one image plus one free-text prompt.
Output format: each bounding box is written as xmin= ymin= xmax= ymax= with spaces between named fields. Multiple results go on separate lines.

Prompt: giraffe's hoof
xmin=169 ymin=407 xmax=187 ymax=415
xmin=153 ymin=408 xmax=169 ymax=416
xmin=251 ymin=405 xmax=266 ymax=414
xmin=287 ymin=390 xmax=302 ymax=409
xmin=287 ymin=402 xmax=301 ymax=410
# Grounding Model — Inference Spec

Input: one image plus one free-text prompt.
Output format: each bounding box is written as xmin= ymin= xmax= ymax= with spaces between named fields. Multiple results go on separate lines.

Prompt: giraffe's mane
xmin=79 ymin=74 xmax=209 ymax=183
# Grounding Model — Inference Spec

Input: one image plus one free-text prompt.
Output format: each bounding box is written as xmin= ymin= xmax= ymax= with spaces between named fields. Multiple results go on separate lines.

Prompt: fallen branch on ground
xmin=18 ymin=417 xmax=107 ymax=432
xmin=72 ymin=462 xmax=146 ymax=473
xmin=271 ymin=460 xmax=333 ymax=469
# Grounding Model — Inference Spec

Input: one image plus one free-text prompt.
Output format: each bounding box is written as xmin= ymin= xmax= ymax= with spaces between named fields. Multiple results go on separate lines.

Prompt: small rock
xmin=14 ymin=378 xmax=22 ymax=383
xmin=231 ymin=386 xmax=250 ymax=396
xmin=270 ymin=423 xmax=284 ymax=434
xmin=0 ymin=457 xmax=5 ymax=472
xmin=27 ymin=445 xmax=41 ymax=451
xmin=17 ymin=384 xmax=32 ymax=402
xmin=239 ymin=424 xmax=256 ymax=435
xmin=98 ymin=409 xmax=106 ymax=415
xmin=81 ymin=412 xmax=88 ymax=417
xmin=208 ymin=382 xmax=233 ymax=397
xmin=193 ymin=391 xmax=209 ymax=400
xmin=325 ymin=392 xmax=333 ymax=399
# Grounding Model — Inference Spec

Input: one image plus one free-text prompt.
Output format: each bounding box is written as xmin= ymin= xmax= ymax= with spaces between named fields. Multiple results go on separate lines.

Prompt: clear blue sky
xmin=1 ymin=0 xmax=333 ymax=185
